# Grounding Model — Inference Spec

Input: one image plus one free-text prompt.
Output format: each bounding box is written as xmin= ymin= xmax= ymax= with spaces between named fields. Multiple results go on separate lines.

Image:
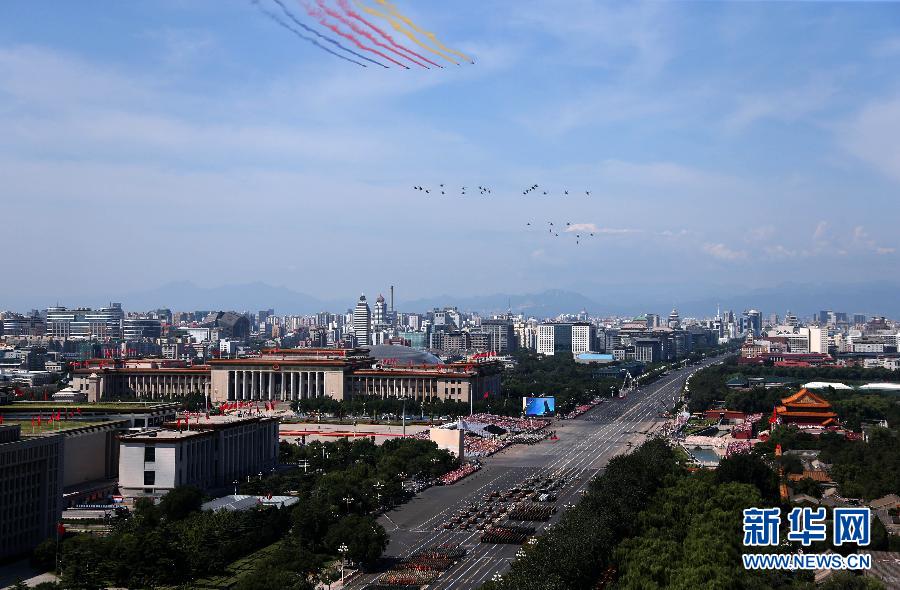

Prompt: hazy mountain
xmin=677 ymin=281 xmax=900 ymax=319
xmin=397 ymin=289 xmax=602 ymax=317
xmin=4 ymin=281 xmax=899 ymax=319
xmin=111 ymin=281 xmax=342 ymax=314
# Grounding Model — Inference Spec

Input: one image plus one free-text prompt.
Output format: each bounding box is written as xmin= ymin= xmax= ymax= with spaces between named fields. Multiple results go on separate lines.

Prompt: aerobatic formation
xmin=254 ymin=0 xmax=473 ymax=68
xmin=413 ymin=184 xmax=599 ymax=246
xmin=412 ymin=184 xmax=592 ymax=198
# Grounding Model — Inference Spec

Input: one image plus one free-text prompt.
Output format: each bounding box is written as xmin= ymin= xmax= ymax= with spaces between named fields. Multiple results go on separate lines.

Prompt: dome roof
xmin=364 ymin=344 xmax=441 ymax=365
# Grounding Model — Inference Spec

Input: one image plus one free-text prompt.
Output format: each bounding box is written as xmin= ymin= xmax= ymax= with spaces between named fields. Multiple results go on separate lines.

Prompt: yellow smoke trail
xmin=354 ymin=0 xmax=458 ymax=65
xmin=374 ymin=0 xmax=472 ymax=64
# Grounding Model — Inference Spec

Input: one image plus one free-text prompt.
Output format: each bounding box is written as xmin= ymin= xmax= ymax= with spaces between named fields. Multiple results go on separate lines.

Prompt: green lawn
xmin=5 ymin=419 xmax=112 ymax=435
xmin=0 ymin=401 xmax=177 ymax=412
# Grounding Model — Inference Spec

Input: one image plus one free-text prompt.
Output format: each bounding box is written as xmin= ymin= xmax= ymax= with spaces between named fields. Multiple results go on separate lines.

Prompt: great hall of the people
xmin=71 ymin=347 xmax=502 ymax=404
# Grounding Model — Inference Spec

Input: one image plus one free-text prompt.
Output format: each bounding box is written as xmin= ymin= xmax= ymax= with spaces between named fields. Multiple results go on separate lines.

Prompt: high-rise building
xmin=123 ymin=318 xmax=163 ymax=340
xmin=45 ymin=303 xmax=124 ymax=340
xmin=373 ymin=294 xmax=387 ymax=327
xmin=667 ymin=308 xmax=680 ymax=329
xmin=479 ymin=319 xmax=518 ymax=354
xmin=1 ymin=312 xmax=45 ymax=337
xmin=743 ymin=309 xmax=762 ymax=336
xmin=353 ymin=295 xmax=372 ymax=346
xmin=537 ymin=323 xmax=585 ymax=356
xmin=571 ymin=323 xmax=595 ymax=355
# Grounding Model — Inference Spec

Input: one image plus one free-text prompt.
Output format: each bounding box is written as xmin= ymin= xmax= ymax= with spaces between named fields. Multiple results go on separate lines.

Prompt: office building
xmin=123 ymin=317 xmax=163 ymax=340
xmin=373 ymin=294 xmax=387 ymax=327
xmin=537 ymin=322 xmax=593 ymax=355
xmin=479 ymin=319 xmax=518 ymax=354
xmin=45 ymin=304 xmax=124 ymax=340
xmin=353 ymin=295 xmax=372 ymax=346
xmin=118 ymin=415 xmax=278 ymax=498
xmin=571 ymin=323 xmax=595 ymax=355
xmin=634 ymin=339 xmax=663 ymax=363
xmin=0 ymin=425 xmax=64 ymax=559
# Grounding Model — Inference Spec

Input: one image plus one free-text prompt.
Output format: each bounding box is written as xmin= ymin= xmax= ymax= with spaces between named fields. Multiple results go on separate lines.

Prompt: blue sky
xmin=2 ymin=0 xmax=900 ymax=308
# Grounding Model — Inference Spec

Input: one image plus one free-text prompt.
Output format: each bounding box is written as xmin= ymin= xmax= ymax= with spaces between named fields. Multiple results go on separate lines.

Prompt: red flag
xmin=483 ymin=391 xmax=490 ymax=400
xmin=768 ymin=408 xmax=778 ymax=424
xmin=0 ymin=414 xmax=3 ymax=425
xmin=56 ymin=523 xmax=66 ymax=536
xmin=43 ymin=392 xmax=47 ymax=401
xmin=76 ymin=407 xmax=82 ymax=415
xmin=176 ymin=418 xmax=182 ymax=431
xmin=31 ymin=416 xmax=36 ymax=428
xmin=37 ymin=415 xmax=42 ymax=426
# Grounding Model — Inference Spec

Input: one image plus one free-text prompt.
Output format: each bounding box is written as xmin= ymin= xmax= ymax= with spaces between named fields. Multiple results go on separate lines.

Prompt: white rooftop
xmin=803 ymin=382 xmax=853 ymax=390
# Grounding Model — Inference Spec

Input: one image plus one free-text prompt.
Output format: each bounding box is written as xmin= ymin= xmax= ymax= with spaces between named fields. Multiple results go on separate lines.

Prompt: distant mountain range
xmin=4 ymin=280 xmax=900 ymax=318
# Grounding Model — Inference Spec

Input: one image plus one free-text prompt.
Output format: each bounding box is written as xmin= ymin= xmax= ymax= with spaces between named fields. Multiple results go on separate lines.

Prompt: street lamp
xmin=373 ymin=481 xmax=384 ymax=508
xmin=338 ymin=543 xmax=349 ymax=585
xmin=343 ymin=495 xmax=355 ymax=512
xmin=491 ymin=572 xmax=502 ymax=583
xmin=233 ymin=479 xmax=239 ymax=497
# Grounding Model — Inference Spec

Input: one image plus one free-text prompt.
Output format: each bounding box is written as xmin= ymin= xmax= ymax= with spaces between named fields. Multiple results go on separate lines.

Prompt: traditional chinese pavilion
xmin=772 ymin=389 xmax=838 ymax=426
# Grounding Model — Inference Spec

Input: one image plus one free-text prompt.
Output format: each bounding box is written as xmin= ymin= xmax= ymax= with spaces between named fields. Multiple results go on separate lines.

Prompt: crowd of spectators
xmin=440 ymin=461 xmax=481 ymax=485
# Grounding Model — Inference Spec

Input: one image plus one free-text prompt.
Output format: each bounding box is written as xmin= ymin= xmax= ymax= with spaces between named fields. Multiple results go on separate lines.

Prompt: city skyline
xmin=4 ymin=278 xmax=900 ymax=320
xmin=2 ymin=1 xmax=900 ymax=303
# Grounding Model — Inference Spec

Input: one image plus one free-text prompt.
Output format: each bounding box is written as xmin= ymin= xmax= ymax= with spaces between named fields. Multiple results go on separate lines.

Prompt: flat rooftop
xmin=122 ymin=414 xmax=276 ymax=442
xmin=0 ymin=401 xmax=179 ymax=413
xmin=3 ymin=419 xmax=121 ymax=437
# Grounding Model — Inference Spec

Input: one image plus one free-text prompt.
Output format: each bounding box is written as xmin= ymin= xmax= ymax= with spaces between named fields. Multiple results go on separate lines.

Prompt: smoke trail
xmin=253 ymin=0 xmax=366 ymax=66
xmin=374 ymin=0 xmax=473 ymax=64
xmin=336 ymin=0 xmax=441 ymax=68
xmin=318 ymin=0 xmax=425 ymax=68
xmin=354 ymin=0 xmax=457 ymax=65
xmin=269 ymin=0 xmax=387 ymax=68
xmin=303 ymin=0 xmax=406 ymax=69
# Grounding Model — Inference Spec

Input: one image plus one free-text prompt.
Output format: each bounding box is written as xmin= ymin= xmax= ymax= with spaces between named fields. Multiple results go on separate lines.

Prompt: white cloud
xmin=723 ymin=77 xmax=837 ymax=132
xmin=840 ymin=96 xmax=900 ymax=183
xmin=748 ymin=225 xmax=775 ymax=242
xmin=764 ymin=244 xmax=799 ymax=259
xmin=702 ymin=243 xmax=746 ymax=261
xmin=565 ymin=223 xmax=598 ymax=233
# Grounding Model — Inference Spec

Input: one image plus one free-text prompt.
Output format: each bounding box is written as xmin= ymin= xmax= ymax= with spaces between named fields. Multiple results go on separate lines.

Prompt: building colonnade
xmin=226 ymin=369 xmax=325 ymax=401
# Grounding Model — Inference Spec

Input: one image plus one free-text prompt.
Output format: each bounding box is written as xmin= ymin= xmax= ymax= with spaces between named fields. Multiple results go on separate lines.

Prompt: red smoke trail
xmin=302 ymin=1 xmax=408 ymax=69
xmin=335 ymin=0 xmax=441 ymax=69
xmin=319 ymin=0 xmax=426 ymax=68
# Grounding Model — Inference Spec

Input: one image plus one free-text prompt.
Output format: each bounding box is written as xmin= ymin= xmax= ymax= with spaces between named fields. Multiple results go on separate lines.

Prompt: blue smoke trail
xmin=255 ymin=1 xmax=367 ymax=67
xmin=270 ymin=0 xmax=388 ymax=68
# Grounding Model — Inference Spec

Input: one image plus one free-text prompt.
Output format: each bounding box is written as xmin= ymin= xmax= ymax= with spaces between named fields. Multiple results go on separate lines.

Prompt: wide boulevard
xmin=347 ymin=354 xmax=725 ymax=589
